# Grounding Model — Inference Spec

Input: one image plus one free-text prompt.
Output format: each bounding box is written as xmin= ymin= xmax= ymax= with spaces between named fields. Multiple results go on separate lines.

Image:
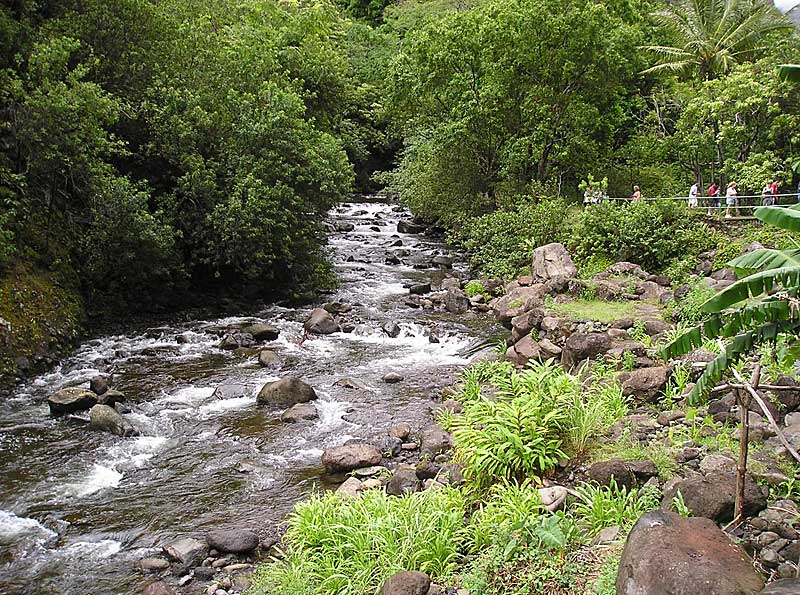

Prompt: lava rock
xmin=443 ymin=288 xmax=470 ymax=314
xmin=206 ymin=528 xmax=259 ymax=554
xmin=588 ymin=459 xmax=658 ymax=490
xmin=616 ymin=510 xmax=763 ymax=595
xmin=257 ymin=377 xmax=317 ymax=407
xmin=304 ymin=308 xmax=339 ymax=335
xmin=419 ymin=424 xmax=452 ymax=456
xmin=243 ymin=324 xmax=280 ymax=342
xmin=47 ymin=387 xmax=98 ymax=415
xmin=386 ymin=466 xmax=420 ymax=496
xmin=561 ymin=332 xmax=612 ymax=369
xmin=761 ymin=578 xmax=800 ymax=594
xmin=531 ymin=243 xmax=577 ymax=281
xmin=383 ymin=372 xmax=404 ymax=384
xmin=617 ymin=366 xmax=670 ymax=402
xmin=322 ymin=443 xmax=382 ymax=473
xmin=88 ymin=404 xmax=137 ymax=437
xmin=90 ymin=375 xmax=110 ymax=396
xmin=662 ymin=472 xmax=767 ymax=523
xmin=409 ymin=283 xmax=431 ymax=295
xmin=380 ymin=571 xmax=431 ymax=595
xmin=506 ymin=335 xmax=541 ymax=367
xmin=280 ymin=403 xmax=318 ymax=423
xmin=163 ymin=537 xmax=208 ymax=567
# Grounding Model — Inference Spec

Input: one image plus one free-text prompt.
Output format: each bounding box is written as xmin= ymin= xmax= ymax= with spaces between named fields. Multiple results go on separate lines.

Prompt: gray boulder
xmin=588 ymin=459 xmax=658 ymax=490
xmin=304 ymin=308 xmax=339 ymax=335
xmin=257 ymin=377 xmax=317 ymax=407
xmin=761 ymin=579 xmax=800 ymax=594
xmin=322 ymin=443 xmax=382 ymax=473
xmin=506 ymin=335 xmax=541 ymax=367
xmin=90 ymin=375 xmax=110 ymax=396
xmin=491 ymin=285 xmax=548 ymax=326
xmin=662 ymin=472 xmax=767 ymax=523
xmin=258 ymin=349 xmax=280 ymax=368
xmin=420 ymin=424 xmax=452 ymax=456
xmin=280 ymin=402 xmax=318 ymax=423
xmin=531 ymin=243 xmax=577 ymax=281
xmin=244 ymin=323 xmax=280 ymax=342
xmin=211 ymin=384 xmax=249 ymax=400
xmin=162 ymin=537 xmax=208 ymax=567
xmin=561 ymin=332 xmax=612 ymax=368
xmin=97 ymin=389 xmax=126 ymax=407
xmin=386 ymin=466 xmax=420 ymax=496
xmin=88 ymin=404 xmax=137 ymax=437
xmin=617 ymin=511 xmax=763 ymax=595
xmin=48 ymin=387 xmax=98 ymax=415
xmin=443 ymin=288 xmax=470 ymax=314
xmin=382 ymin=321 xmax=402 ymax=338
xmin=380 ymin=571 xmax=431 ymax=595
xmin=206 ymin=528 xmax=259 ymax=554
xmin=397 ymin=219 xmax=427 ymax=234
xmin=618 ymin=366 xmax=670 ymax=402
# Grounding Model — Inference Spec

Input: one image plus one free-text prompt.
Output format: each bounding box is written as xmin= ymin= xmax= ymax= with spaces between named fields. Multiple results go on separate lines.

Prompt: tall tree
xmin=642 ymin=0 xmax=791 ymax=79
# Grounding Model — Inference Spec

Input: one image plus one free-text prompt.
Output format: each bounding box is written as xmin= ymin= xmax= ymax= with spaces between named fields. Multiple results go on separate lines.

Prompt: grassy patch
xmin=546 ymin=298 xmax=644 ymax=323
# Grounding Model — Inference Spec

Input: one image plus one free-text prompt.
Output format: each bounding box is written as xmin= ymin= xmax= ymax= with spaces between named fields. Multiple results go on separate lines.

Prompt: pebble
xmin=212 ymin=558 xmax=232 ymax=568
xmin=140 ymin=558 xmax=170 ymax=572
xmin=401 ymin=442 xmax=418 ymax=451
xmin=178 ymin=575 xmax=193 ymax=586
xmin=383 ymin=372 xmax=404 ymax=384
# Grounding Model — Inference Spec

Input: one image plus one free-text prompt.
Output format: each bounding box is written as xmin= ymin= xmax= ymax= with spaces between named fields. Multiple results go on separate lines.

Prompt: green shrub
xmin=464 ymin=279 xmax=489 ymax=298
xmin=468 ymin=480 xmax=544 ymax=552
xmin=453 ymin=197 xmax=572 ymax=280
xmin=666 ymin=278 xmax=716 ymax=325
xmin=249 ymin=488 xmax=467 ymax=595
xmin=572 ymin=479 xmax=661 ymax=536
xmin=571 ymin=201 xmax=719 ymax=274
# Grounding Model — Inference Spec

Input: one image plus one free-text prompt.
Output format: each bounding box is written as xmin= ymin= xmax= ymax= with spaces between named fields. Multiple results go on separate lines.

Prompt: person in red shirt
xmin=707 ymin=182 xmax=720 ymax=213
xmin=770 ymin=179 xmax=780 ymax=205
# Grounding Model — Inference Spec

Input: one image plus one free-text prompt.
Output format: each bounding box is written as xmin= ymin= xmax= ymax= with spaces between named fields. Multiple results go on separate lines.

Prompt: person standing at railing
xmin=688 ymin=181 xmax=699 ymax=208
xmin=762 ymin=181 xmax=773 ymax=206
xmin=725 ymin=182 xmax=738 ymax=219
xmin=770 ymin=179 xmax=780 ymax=206
xmin=631 ymin=185 xmax=641 ymax=201
xmin=707 ymin=181 xmax=720 ymax=214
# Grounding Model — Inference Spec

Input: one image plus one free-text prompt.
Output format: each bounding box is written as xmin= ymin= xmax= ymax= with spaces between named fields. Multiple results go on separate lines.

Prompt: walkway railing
xmin=595 ymin=192 xmax=800 ymax=216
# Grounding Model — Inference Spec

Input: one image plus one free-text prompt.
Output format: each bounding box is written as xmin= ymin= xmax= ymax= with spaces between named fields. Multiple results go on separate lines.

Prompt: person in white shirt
xmin=688 ymin=182 xmax=699 ymax=208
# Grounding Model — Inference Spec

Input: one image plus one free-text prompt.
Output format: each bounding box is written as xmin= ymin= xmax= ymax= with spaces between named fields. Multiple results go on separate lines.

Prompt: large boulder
xmin=618 ymin=366 xmax=670 ymax=402
xmin=88 ymin=404 xmax=137 ymax=437
xmin=511 ymin=308 xmax=546 ymax=341
xmin=206 ymin=528 xmax=259 ymax=554
xmin=506 ymin=335 xmax=542 ymax=367
xmin=443 ymin=288 xmax=470 ymax=314
xmin=616 ymin=511 xmax=764 ymax=595
xmin=588 ymin=459 xmax=658 ymax=490
xmin=47 ymin=387 xmax=98 ymax=415
xmin=397 ymin=219 xmax=427 ymax=234
xmin=761 ymin=579 xmax=800 ymax=594
xmin=386 ymin=466 xmax=420 ymax=496
xmin=531 ymin=243 xmax=577 ymax=282
xmin=662 ymin=472 xmax=767 ymax=523
xmin=304 ymin=308 xmax=339 ymax=335
xmin=280 ymin=402 xmax=318 ymax=423
xmin=419 ymin=424 xmax=452 ymax=456
xmin=90 ymin=375 xmax=110 ymax=396
xmin=211 ymin=384 xmax=250 ymax=400
xmin=380 ymin=571 xmax=431 ymax=595
xmin=561 ymin=332 xmax=612 ymax=368
xmin=491 ymin=286 xmax=548 ymax=326
xmin=257 ymin=377 xmax=317 ymax=407
xmin=322 ymin=443 xmax=382 ymax=473
xmin=244 ymin=323 xmax=280 ymax=342
xmin=162 ymin=537 xmax=208 ymax=567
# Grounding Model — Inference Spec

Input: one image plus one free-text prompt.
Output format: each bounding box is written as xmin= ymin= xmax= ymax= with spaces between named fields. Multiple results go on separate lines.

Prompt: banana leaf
xmin=728 ymin=249 xmax=800 ymax=276
xmin=778 ymin=64 xmax=800 ymax=83
xmin=702 ymin=266 xmax=800 ymax=312
xmin=754 ymin=205 xmax=800 ymax=232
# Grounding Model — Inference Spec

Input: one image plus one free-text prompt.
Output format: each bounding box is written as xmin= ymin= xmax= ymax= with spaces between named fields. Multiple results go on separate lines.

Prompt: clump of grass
xmin=573 ymin=478 xmax=662 ymax=536
xmin=249 ymin=488 xmax=467 ymax=595
xmin=594 ymin=431 xmax=678 ymax=479
xmin=546 ymin=298 xmax=642 ymax=323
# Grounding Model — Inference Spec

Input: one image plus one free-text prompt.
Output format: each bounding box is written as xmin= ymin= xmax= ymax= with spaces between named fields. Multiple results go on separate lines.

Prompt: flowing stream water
xmin=0 ymin=201 xmax=496 ymax=595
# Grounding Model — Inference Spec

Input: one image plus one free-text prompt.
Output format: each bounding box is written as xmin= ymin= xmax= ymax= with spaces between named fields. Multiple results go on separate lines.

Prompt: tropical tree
xmin=662 ymin=204 xmax=800 ymax=399
xmin=642 ymin=0 xmax=791 ymax=79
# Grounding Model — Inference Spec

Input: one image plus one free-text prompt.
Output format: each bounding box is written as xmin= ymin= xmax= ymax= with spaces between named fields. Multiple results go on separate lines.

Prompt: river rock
xmin=206 ymin=528 xmax=259 ymax=554
xmin=380 ymin=571 xmax=431 ymax=595
xmin=322 ymin=443 xmax=382 ymax=473
xmin=491 ymin=286 xmax=548 ymax=326
xmin=280 ymin=403 xmax=318 ymax=423
xmin=662 ymin=472 xmax=767 ymax=523
xmin=163 ymin=537 xmax=208 ymax=567
xmin=304 ymin=308 xmax=339 ymax=335
xmin=409 ymin=283 xmax=431 ymax=295
xmin=336 ymin=476 xmax=363 ymax=497
xmin=389 ymin=423 xmax=411 ymax=440
xmin=48 ymin=387 xmax=98 ymax=415
xmin=139 ymin=557 xmax=170 ymax=572
xmin=90 ymin=375 xmax=110 ymax=395
xmin=561 ymin=332 xmax=612 ymax=368
xmin=588 ymin=459 xmax=658 ymax=490
xmin=211 ymin=384 xmax=249 ymax=400
xmin=761 ymin=579 xmax=800 ymax=594
xmin=143 ymin=581 xmax=174 ymax=595
xmin=397 ymin=219 xmax=426 ymax=234
xmin=443 ymin=288 xmax=470 ymax=314
xmin=386 ymin=466 xmax=420 ymax=496
xmin=258 ymin=350 xmax=279 ymax=368
xmin=334 ymin=221 xmax=355 ymax=232
xmin=531 ymin=243 xmax=577 ymax=281
xmin=89 ymin=404 xmax=137 ymax=437
xmin=616 ymin=511 xmax=764 ymax=595
xmin=699 ymin=454 xmax=737 ymax=475
xmin=506 ymin=335 xmax=541 ymax=367
xmin=218 ymin=332 xmax=254 ymax=350
xmin=382 ymin=321 xmax=402 ymax=338
xmin=383 ymin=372 xmax=404 ymax=384
xmin=420 ymin=424 xmax=452 ymax=456
xmin=617 ymin=366 xmax=670 ymax=402
xmin=257 ymin=377 xmax=317 ymax=407
xmin=243 ymin=323 xmax=279 ymax=342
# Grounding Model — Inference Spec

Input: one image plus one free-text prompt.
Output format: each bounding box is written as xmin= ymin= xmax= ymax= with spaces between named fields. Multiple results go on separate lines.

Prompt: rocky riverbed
xmin=0 ymin=200 xmax=500 ymax=595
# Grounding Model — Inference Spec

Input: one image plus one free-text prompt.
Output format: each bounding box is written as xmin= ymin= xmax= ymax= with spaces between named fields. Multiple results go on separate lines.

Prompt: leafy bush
xmin=572 ymin=479 xmax=661 ymax=536
xmin=453 ymin=197 xmax=572 ymax=280
xmin=464 ymin=279 xmax=489 ymax=298
xmin=468 ymin=480 xmax=544 ymax=552
xmin=571 ymin=201 xmax=719 ymax=274
xmin=666 ymin=278 xmax=716 ymax=325
xmin=250 ymin=488 xmax=467 ymax=595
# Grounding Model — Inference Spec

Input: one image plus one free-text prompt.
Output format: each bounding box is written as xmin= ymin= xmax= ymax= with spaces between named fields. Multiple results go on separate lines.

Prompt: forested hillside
xmin=0 ymin=0 xmax=798 ymax=369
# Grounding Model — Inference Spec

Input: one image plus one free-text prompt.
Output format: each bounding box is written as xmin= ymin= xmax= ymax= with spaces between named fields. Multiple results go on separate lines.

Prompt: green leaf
xmin=778 ymin=64 xmax=800 ymax=83
xmin=728 ymin=249 xmax=800 ymax=276
xmin=702 ymin=266 xmax=800 ymax=312
xmin=754 ymin=206 xmax=800 ymax=233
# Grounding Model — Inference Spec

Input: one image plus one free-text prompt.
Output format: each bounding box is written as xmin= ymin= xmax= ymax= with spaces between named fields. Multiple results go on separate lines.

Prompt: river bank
xmin=0 ymin=201 xmax=501 ymax=595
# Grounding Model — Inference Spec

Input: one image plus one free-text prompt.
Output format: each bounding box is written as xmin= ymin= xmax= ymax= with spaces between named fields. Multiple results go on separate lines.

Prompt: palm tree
xmin=642 ymin=0 xmax=792 ymax=79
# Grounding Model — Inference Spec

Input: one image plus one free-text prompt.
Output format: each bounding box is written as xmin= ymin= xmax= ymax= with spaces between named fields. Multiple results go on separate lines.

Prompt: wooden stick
xmin=730 ymin=366 xmax=800 ymax=465
xmin=711 ymin=383 xmax=800 ymax=394
xmin=734 ymin=365 xmax=758 ymax=527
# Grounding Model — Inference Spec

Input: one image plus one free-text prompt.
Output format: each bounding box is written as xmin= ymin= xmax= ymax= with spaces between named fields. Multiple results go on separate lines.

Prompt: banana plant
xmin=661 ymin=204 xmax=800 ymax=401
xmin=778 ymin=64 xmax=800 ymax=83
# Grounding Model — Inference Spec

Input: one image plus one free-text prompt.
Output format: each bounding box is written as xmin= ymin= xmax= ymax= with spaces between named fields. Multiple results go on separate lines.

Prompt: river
xmin=0 ymin=200 xmax=495 ymax=595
